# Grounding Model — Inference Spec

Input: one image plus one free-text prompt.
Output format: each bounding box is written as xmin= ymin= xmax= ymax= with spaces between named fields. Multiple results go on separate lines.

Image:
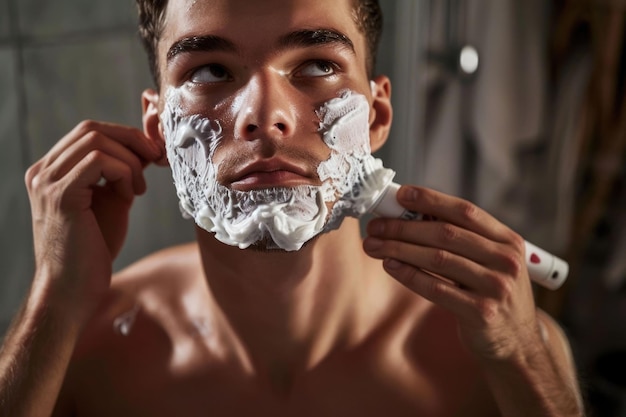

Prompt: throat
xmin=196 ymin=220 xmax=370 ymax=384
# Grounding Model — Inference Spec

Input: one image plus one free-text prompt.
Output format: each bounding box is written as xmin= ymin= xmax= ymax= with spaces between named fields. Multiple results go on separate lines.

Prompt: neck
xmin=196 ymin=218 xmax=376 ymax=386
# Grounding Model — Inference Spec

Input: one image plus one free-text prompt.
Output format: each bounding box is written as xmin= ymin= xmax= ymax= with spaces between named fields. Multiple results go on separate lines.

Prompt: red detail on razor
xmin=530 ymin=253 xmax=541 ymax=264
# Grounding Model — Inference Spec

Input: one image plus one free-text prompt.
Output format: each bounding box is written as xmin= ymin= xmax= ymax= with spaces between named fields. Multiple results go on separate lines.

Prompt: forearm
xmin=482 ymin=330 xmax=584 ymax=417
xmin=0 ymin=280 xmax=82 ymax=417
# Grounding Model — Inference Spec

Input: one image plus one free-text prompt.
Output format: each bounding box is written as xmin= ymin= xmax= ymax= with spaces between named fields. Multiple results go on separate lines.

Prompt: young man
xmin=0 ymin=0 xmax=584 ymax=416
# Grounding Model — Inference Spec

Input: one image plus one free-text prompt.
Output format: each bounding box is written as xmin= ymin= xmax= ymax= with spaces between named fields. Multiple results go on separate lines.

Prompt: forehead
xmin=159 ymin=0 xmax=365 ymax=62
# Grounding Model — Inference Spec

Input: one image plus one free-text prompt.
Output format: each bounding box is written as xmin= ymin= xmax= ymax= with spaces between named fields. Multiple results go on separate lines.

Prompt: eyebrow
xmin=166 ymin=28 xmax=355 ymax=65
xmin=166 ymin=35 xmax=237 ymax=63
xmin=277 ymin=29 xmax=355 ymax=54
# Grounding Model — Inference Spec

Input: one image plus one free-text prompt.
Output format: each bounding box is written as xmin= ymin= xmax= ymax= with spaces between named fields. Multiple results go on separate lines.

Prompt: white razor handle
xmin=523 ymin=241 xmax=568 ymax=290
xmin=369 ymin=182 xmax=569 ymax=290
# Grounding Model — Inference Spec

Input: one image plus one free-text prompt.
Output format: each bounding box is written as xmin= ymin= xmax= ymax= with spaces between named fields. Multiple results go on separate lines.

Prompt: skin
xmin=0 ymin=0 xmax=584 ymax=416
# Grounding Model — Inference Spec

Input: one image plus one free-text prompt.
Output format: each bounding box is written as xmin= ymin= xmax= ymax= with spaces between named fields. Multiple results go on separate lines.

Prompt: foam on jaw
xmin=315 ymin=91 xmax=395 ymax=230
xmin=160 ymin=89 xmax=394 ymax=251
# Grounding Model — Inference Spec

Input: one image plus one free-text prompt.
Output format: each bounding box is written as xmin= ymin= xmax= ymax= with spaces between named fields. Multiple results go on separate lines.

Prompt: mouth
xmin=229 ymin=159 xmax=319 ymax=191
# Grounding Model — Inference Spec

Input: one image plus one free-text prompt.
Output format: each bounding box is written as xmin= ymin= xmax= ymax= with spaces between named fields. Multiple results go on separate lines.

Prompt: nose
xmin=234 ymin=73 xmax=296 ymax=141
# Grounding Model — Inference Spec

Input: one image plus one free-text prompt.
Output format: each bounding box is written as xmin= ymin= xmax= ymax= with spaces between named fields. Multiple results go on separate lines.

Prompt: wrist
xmin=479 ymin=337 xmax=549 ymax=377
xmin=465 ymin=318 xmax=547 ymax=365
xmin=477 ymin=321 xmax=585 ymax=416
xmin=26 ymin=269 xmax=99 ymax=336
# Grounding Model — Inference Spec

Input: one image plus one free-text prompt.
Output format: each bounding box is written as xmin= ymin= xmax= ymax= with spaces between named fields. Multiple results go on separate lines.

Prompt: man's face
xmin=153 ymin=0 xmax=391 ymax=251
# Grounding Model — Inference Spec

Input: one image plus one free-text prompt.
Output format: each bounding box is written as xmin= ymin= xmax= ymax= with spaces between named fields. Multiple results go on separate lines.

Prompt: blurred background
xmin=0 ymin=0 xmax=624 ymax=415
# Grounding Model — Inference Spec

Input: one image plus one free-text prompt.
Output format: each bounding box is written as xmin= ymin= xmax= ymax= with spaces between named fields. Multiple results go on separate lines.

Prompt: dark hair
xmin=351 ymin=0 xmax=383 ymax=77
xmin=136 ymin=0 xmax=382 ymax=88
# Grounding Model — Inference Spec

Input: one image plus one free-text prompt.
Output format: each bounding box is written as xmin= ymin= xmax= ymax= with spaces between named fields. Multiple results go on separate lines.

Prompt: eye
xmin=296 ymin=60 xmax=337 ymax=78
xmin=189 ymin=64 xmax=232 ymax=84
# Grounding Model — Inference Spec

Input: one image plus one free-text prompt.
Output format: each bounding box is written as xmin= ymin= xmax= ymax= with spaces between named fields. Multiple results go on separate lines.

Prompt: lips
xmin=229 ymin=159 xmax=317 ymax=190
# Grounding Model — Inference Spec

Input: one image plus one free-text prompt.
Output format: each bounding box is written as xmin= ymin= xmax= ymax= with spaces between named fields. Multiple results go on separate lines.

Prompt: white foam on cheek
xmin=316 ymin=92 xmax=370 ymax=153
xmin=160 ymin=89 xmax=223 ymax=220
xmin=315 ymin=91 xmax=395 ymax=231
xmin=160 ymin=88 xmax=395 ymax=251
xmin=160 ymin=88 xmax=329 ymax=251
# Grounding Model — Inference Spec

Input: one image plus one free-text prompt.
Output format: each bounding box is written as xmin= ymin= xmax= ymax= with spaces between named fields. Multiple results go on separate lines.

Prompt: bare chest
xmin=68 ymin=340 xmax=495 ymax=417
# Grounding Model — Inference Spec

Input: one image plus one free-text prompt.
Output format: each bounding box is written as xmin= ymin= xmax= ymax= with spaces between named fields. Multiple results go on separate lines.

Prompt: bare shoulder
xmin=53 ymin=243 xmax=204 ymax=414
xmin=113 ymin=242 xmax=202 ymax=289
xmin=74 ymin=241 xmax=203 ymax=352
xmin=379 ymin=285 xmax=500 ymax=416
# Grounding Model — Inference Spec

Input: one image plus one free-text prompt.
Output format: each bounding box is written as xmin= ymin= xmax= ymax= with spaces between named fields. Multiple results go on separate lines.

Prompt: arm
xmin=0 ymin=285 xmax=81 ymax=417
xmin=363 ymin=185 xmax=584 ymax=417
xmin=0 ymin=121 xmax=162 ymax=417
xmin=478 ymin=311 xmax=584 ymax=417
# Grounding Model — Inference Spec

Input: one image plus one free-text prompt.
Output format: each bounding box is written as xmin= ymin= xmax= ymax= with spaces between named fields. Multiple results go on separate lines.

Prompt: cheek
xmin=208 ymin=148 xmax=230 ymax=174
xmin=171 ymin=91 xmax=236 ymax=149
xmin=174 ymin=87 xmax=239 ymax=124
xmin=317 ymin=91 xmax=371 ymax=155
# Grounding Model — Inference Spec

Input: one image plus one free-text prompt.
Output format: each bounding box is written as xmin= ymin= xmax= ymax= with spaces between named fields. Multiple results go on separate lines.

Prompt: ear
xmin=142 ymin=89 xmax=168 ymax=166
xmin=368 ymin=75 xmax=392 ymax=153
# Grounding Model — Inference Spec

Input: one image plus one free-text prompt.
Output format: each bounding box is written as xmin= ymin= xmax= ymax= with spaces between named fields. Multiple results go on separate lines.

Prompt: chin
xmin=244 ymin=234 xmax=321 ymax=253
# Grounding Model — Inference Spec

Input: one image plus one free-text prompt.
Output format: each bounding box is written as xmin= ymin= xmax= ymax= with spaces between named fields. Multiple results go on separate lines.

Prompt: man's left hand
xmin=363 ymin=185 xmax=543 ymax=362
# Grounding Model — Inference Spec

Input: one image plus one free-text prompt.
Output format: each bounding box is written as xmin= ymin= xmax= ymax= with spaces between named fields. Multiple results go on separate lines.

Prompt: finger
xmin=382 ymin=258 xmax=479 ymax=319
xmin=68 ymin=150 xmax=135 ymax=203
xmin=43 ymin=131 xmax=147 ymax=195
xmin=396 ymin=186 xmax=518 ymax=244
xmin=24 ymin=160 xmax=44 ymax=192
xmin=154 ymin=153 xmax=170 ymax=167
xmin=367 ymin=218 xmax=522 ymax=274
xmin=42 ymin=120 xmax=161 ymax=168
xmin=364 ymin=237 xmax=498 ymax=294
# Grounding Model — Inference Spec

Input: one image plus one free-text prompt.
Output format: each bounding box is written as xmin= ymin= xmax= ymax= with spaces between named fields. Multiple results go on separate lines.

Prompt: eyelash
xmin=188 ymin=64 xmax=232 ymax=84
xmin=295 ymin=60 xmax=340 ymax=78
xmin=185 ymin=58 xmax=341 ymax=86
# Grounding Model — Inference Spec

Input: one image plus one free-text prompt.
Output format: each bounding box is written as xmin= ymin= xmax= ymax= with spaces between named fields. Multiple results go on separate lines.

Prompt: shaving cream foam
xmin=161 ymin=89 xmax=395 ymax=251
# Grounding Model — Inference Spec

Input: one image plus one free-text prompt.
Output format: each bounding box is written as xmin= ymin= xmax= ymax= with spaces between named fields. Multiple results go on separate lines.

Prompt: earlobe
xmin=369 ymin=75 xmax=393 ymax=153
xmin=141 ymin=89 xmax=168 ymax=165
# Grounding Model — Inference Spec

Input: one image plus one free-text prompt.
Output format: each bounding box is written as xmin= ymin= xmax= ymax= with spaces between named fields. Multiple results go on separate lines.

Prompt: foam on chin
xmin=160 ymin=89 xmax=394 ymax=251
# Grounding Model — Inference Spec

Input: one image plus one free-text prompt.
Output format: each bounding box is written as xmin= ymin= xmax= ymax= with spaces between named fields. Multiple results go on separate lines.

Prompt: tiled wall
xmin=0 ymin=0 xmax=194 ymax=336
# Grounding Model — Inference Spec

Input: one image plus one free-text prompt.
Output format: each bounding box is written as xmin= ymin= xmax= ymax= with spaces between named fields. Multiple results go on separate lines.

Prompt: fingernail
xmin=401 ymin=186 xmax=419 ymax=202
xmin=364 ymin=237 xmax=383 ymax=251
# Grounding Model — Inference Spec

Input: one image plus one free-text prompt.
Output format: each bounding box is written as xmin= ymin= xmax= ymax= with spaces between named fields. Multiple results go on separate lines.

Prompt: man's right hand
xmin=24 ymin=120 xmax=163 ymax=322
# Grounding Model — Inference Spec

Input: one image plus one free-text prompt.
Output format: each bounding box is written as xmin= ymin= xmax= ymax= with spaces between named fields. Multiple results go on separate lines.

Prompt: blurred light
xmin=459 ymin=45 xmax=479 ymax=74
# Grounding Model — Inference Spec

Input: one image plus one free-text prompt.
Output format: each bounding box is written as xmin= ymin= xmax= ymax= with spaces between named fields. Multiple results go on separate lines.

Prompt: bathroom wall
xmin=0 ymin=0 xmax=194 ymax=336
